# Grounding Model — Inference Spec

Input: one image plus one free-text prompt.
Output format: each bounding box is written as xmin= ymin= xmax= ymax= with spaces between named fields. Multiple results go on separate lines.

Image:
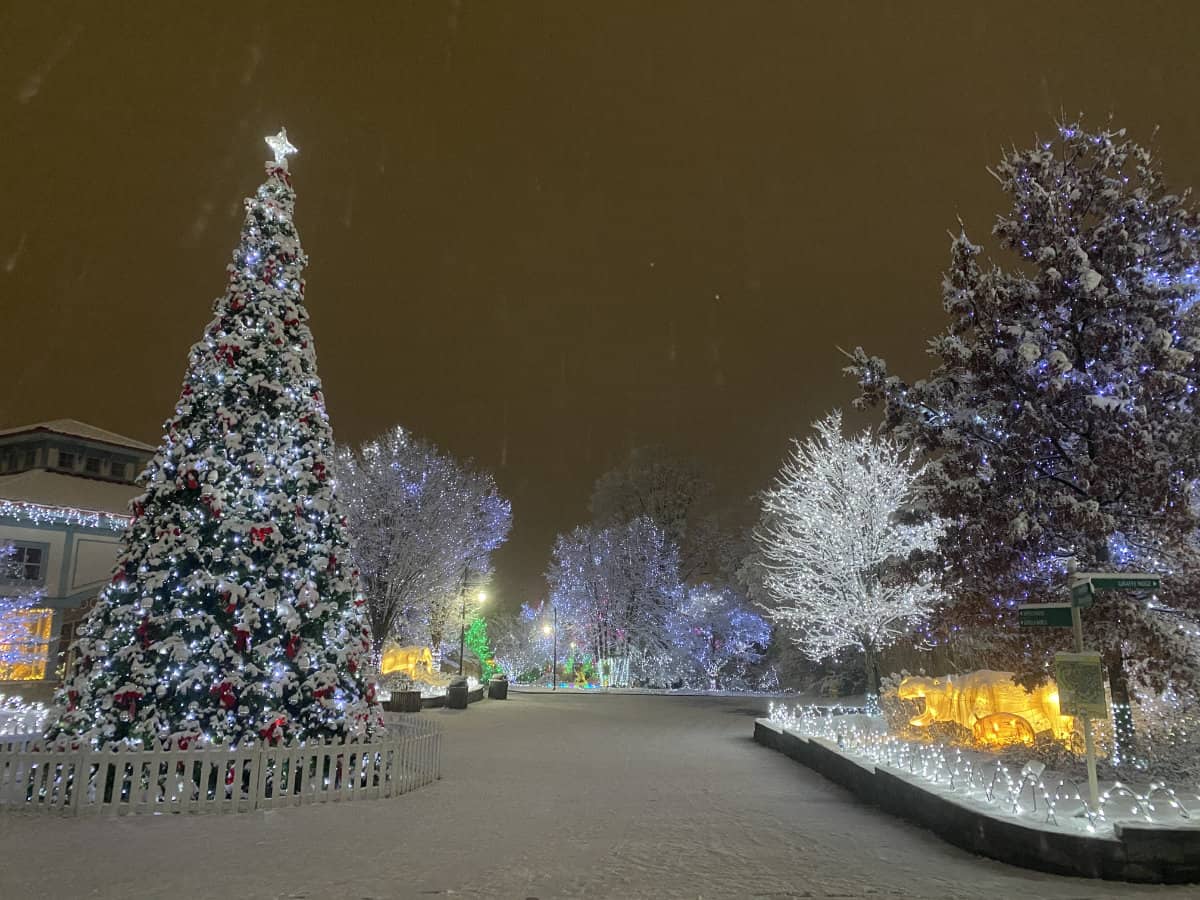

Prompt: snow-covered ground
xmin=1 ymin=693 xmax=1192 ymax=898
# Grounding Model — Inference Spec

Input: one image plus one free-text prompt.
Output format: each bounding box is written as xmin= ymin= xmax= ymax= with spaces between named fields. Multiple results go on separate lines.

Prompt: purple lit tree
xmin=847 ymin=123 xmax=1200 ymax=744
xmin=546 ymin=517 xmax=683 ymax=686
xmin=590 ymin=446 xmax=742 ymax=583
xmin=335 ymin=426 xmax=511 ymax=659
xmin=669 ymin=585 xmax=770 ymax=690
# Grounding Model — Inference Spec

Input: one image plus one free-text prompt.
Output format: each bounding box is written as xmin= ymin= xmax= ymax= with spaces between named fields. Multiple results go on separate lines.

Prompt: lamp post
xmin=459 ymin=589 xmax=486 ymax=676
xmin=542 ymin=603 xmax=557 ymax=690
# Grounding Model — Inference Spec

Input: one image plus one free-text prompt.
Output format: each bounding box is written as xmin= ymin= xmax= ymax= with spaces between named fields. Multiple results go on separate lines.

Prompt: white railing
xmin=0 ymin=717 xmax=440 ymax=816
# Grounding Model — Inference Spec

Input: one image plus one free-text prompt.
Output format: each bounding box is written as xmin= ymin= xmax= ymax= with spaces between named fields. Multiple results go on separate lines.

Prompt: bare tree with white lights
xmin=754 ymin=412 xmax=944 ymax=697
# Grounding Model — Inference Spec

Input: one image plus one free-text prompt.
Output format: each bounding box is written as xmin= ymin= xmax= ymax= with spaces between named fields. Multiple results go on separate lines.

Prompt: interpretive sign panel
xmin=1055 ymin=651 xmax=1108 ymax=719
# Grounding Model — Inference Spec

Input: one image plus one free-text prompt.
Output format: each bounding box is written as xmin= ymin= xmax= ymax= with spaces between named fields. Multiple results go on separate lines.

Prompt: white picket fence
xmin=0 ymin=717 xmax=440 ymax=816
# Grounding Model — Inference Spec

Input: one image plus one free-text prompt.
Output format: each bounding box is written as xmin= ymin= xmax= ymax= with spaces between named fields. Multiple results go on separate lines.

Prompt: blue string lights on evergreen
xmin=48 ymin=130 xmax=375 ymax=749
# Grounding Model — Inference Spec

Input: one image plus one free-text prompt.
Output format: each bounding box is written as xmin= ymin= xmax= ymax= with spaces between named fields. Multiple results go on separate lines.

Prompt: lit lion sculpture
xmin=897 ymin=670 xmax=1074 ymax=747
xmin=379 ymin=643 xmax=450 ymax=688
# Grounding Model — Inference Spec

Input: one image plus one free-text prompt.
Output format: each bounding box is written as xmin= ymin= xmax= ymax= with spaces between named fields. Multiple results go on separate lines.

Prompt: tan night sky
xmin=4 ymin=1 xmax=1200 ymax=605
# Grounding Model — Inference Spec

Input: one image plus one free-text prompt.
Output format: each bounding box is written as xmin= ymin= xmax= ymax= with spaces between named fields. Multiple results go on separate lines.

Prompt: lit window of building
xmin=0 ymin=607 xmax=54 ymax=681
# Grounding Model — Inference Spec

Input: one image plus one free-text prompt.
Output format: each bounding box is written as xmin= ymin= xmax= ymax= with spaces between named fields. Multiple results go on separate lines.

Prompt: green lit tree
xmin=464 ymin=616 xmax=501 ymax=681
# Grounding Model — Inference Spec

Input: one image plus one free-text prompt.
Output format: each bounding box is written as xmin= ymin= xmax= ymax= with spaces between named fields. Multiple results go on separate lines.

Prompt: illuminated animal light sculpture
xmin=379 ymin=643 xmax=450 ymax=687
xmin=897 ymin=670 xmax=1075 ymax=747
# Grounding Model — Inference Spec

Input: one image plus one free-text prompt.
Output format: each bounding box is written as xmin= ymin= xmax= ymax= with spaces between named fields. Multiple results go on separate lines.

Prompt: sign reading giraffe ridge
xmin=1075 ymin=572 xmax=1161 ymax=591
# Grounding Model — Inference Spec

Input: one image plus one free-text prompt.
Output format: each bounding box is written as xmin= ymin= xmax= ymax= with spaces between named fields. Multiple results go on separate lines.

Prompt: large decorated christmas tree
xmin=50 ymin=130 xmax=374 ymax=748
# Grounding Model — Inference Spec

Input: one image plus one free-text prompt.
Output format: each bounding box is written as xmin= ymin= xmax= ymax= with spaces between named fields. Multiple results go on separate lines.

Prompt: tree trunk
xmin=862 ymin=643 xmax=880 ymax=700
xmin=710 ymin=634 xmax=719 ymax=691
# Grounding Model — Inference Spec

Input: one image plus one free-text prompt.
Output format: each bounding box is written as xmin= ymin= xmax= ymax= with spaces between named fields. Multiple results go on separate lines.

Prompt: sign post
xmin=1027 ymin=569 xmax=1160 ymax=813
xmin=1070 ymin=578 xmax=1094 ymax=609
xmin=1058 ymin=621 xmax=1104 ymax=810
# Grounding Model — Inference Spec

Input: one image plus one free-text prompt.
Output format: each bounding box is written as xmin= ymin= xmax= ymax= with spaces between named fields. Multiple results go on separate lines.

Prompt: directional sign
xmin=1018 ymin=602 xmax=1074 ymax=628
xmin=1076 ymin=572 xmax=1160 ymax=591
xmin=1070 ymin=580 xmax=1094 ymax=609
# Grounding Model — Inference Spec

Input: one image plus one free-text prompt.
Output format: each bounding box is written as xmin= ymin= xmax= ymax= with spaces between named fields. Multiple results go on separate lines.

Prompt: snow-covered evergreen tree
xmin=847 ymin=123 xmax=1200 ymax=715
xmin=754 ymin=412 xmax=943 ymax=696
xmin=49 ymin=130 xmax=374 ymax=748
xmin=462 ymin=615 xmax=500 ymax=681
xmin=335 ymin=426 xmax=511 ymax=658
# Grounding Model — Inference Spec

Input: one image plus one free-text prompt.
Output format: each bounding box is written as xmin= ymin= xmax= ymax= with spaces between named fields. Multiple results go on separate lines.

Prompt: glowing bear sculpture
xmin=897 ymin=670 xmax=1075 ymax=747
xmin=379 ymin=643 xmax=450 ymax=688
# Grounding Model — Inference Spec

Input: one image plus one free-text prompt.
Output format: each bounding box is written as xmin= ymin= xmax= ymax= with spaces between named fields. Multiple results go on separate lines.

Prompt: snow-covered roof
xmin=0 ymin=419 xmax=155 ymax=452
xmin=0 ymin=469 xmax=139 ymax=515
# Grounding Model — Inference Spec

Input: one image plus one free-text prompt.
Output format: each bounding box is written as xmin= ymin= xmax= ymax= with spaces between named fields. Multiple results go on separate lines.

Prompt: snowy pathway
xmin=0 ymin=693 xmax=1191 ymax=898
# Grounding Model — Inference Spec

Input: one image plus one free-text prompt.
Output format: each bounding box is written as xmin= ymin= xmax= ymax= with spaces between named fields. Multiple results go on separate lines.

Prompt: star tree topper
xmin=265 ymin=127 xmax=298 ymax=169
